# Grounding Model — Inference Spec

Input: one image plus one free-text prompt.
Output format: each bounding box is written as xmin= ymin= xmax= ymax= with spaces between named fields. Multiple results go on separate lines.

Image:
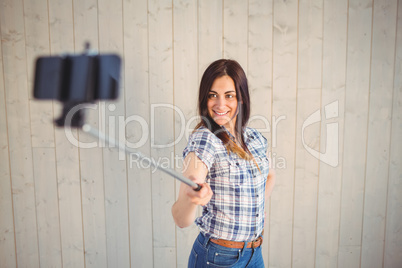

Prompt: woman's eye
xmin=208 ymin=94 xmax=217 ymax=99
xmin=226 ymin=94 xmax=235 ymax=99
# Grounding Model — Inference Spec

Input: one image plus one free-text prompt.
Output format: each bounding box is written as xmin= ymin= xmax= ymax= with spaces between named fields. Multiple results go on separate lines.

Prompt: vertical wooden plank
xmin=0 ymin=21 xmax=17 ymax=267
xmin=173 ymin=0 xmax=199 ymax=266
xmin=0 ymin=0 xmax=40 ymax=266
xmin=72 ymin=1 xmax=108 ymax=268
xmin=270 ymin=0 xmax=298 ymax=267
xmin=48 ymin=0 xmax=85 ymax=267
xmin=123 ymin=0 xmax=154 ymax=266
xmin=148 ymin=0 xmax=176 ymax=266
xmin=32 ymin=148 xmax=62 ymax=267
xmin=223 ymin=0 xmax=248 ymax=69
xmin=24 ymin=0 xmax=54 ymax=148
xmin=24 ymin=2 xmax=62 ymax=266
xmin=198 ymin=0 xmax=223 ymax=72
xmin=292 ymin=90 xmax=321 ymax=268
xmin=315 ymin=0 xmax=348 ymax=267
xmin=97 ymin=0 xmax=130 ymax=266
xmin=338 ymin=0 xmax=372 ymax=266
xmin=292 ymin=1 xmax=323 ymax=267
xmin=384 ymin=2 xmax=402 ymax=267
xmin=248 ymin=0 xmax=273 ymax=264
xmin=361 ymin=1 xmax=398 ymax=267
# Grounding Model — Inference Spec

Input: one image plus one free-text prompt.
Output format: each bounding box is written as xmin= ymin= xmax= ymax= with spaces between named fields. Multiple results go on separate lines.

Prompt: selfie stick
xmin=33 ymin=43 xmax=201 ymax=191
xmin=81 ymin=124 xmax=202 ymax=191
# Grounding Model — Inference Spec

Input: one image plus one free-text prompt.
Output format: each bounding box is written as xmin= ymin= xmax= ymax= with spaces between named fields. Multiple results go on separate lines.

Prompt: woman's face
xmin=207 ymin=75 xmax=238 ymax=133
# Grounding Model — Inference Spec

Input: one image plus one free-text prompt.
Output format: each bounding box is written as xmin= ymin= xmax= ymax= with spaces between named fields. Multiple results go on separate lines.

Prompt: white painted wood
xmin=53 ymin=128 xmax=85 ymax=268
xmin=173 ymin=0 xmax=200 ymax=266
xmin=0 ymin=26 xmax=17 ymax=268
xmin=292 ymin=1 xmax=323 ymax=267
xmin=25 ymin=4 xmax=62 ymax=267
xmin=297 ymin=0 xmax=323 ymax=90
xmin=32 ymin=148 xmax=62 ymax=267
xmin=338 ymin=0 xmax=373 ymax=266
xmin=23 ymin=0 xmax=55 ymax=148
xmin=0 ymin=0 xmax=40 ymax=267
xmin=270 ymin=0 xmax=298 ymax=267
xmin=198 ymin=0 xmax=223 ymax=73
xmin=48 ymin=1 xmax=86 ymax=267
xmin=361 ymin=1 xmax=398 ymax=267
xmin=384 ymin=1 xmax=402 ymax=267
xmin=0 ymin=1 xmax=401 ymax=267
xmin=315 ymin=0 xmax=348 ymax=267
xmin=97 ymin=0 xmax=131 ymax=267
xmin=122 ymin=0 xmax=154 ymax=266
xmin=247 ymin=0 xmax=273 ymax=264
xmin=72 ymin=1 xmax=109 ymax=267
xmin=223 ymin=0 xmax=248 ymax=70
xmin=148 ymin=0 xmax=177 ymax=266
xmin=148 ymin=1 xmax=176 ymax=267
xmin=293 ymin=89 xmax=321 ymax=268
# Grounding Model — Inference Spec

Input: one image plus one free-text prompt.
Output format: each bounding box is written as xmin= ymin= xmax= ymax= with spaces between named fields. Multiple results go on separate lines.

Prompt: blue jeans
xmin=188 ymin=233 xmax=265 ymax=268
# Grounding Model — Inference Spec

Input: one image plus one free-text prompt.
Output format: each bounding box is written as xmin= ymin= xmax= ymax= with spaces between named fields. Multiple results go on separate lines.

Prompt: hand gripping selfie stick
xmin=33 ymin=44 xmax=201 ymax=191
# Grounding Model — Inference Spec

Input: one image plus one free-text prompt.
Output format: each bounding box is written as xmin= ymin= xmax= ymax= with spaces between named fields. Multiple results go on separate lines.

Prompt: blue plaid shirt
xmin=183 ymin=126 xmax=269 ymax=242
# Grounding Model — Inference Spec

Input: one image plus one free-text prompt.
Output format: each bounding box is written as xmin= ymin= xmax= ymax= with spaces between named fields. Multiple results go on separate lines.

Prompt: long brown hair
xmin=196 ymin=59 xmax=251 ymax=159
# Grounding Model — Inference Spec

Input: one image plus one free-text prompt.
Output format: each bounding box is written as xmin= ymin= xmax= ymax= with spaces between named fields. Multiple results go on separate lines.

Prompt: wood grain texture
xmin=173 ymin=0 xmax=200 ymax=267
xmin=48 ymin=0 xmax=85 ymax=267
xmin=32 ymin=148 xmax=62 ymax=267
xmin=0 ymin=0 xmax=401 ymax=267
xmin=198 ymin=0 xmax=223 ymax=72
xmin=384 ymin=1 xmax=402 ymax=267
xmin=148 ymin=0 xmax=177 ymax=266
xmin=338 ymin=0 xmax=372 ymax=266
xmin=361 ymin=1 xmax=398 ymax=267
xmin=123 ymin=0 xmax=154 ymax=267
xmin=72 ymin=1 xmax=108 ymax=267
xmin=315 ymin=0 xmax=348 ymax=267
xmin=1 ymin=0 xmax=40 ymax=266
xmin=248 ymin=0 xmax=273 ymax=264
xmin=98 ymin=0 xmax=131 ymax=266
xmin=223 ymin=0 xmax=248 ymax=69
xmin=270 ymin=0 xmax=299 ymax=267
xmin=0 ymin=20 xmax=17 ymax=268
xmin=292 ymin=2 xmax=323 ymax=266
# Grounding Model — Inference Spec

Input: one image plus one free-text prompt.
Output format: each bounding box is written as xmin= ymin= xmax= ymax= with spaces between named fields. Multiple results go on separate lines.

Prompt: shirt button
xmin=256 ymin=214 xmax=259 ymax=217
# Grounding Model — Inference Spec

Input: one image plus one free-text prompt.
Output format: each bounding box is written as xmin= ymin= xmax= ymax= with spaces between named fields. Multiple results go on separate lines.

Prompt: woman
xmin=172 ymin=59 xmax=276 ymax=267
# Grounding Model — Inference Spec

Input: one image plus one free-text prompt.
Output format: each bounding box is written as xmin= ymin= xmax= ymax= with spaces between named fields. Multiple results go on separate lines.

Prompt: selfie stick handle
xmin=82 ymin=124 xmax=202 ymax=191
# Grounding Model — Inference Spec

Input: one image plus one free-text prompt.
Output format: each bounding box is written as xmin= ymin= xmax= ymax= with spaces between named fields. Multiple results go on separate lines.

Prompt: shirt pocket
xmin=228 ymin=159 xmax=251 ymax=185
xmin=254 ymin=154 xmax=270 ymax=176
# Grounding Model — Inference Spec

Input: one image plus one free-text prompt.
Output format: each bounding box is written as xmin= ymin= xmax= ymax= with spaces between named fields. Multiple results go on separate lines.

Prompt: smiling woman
xmin=172 ymin=59 xmax=276 ymax=267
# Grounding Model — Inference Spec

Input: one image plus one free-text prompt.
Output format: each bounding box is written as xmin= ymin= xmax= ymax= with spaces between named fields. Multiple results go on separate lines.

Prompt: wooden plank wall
xmin=0 ymin=0 xmax=401 ymax=267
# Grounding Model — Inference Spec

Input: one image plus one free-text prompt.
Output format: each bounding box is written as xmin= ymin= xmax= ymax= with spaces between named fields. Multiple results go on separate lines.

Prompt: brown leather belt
xmin=210 ymin=236 xmax=263 ymax=249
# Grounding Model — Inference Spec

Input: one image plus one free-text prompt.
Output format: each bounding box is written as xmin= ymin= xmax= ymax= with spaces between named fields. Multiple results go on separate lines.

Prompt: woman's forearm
xmin=172 ymin=190 xmax=198 ymax=228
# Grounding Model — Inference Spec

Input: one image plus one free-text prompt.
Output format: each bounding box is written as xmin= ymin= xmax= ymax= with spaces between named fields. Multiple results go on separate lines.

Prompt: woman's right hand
xmin=184 ymin=182 xmax=213 ymax=206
